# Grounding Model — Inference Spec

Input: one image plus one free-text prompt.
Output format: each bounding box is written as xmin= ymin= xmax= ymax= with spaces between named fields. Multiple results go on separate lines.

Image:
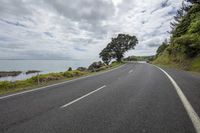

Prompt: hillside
xmin=153 ymin=2 xmax=200 ymax=72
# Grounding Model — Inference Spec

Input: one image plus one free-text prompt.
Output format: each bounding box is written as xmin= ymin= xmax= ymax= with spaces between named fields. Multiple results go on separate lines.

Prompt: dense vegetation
xmin=99 ymin=34 xmax=138 ymax=64
xmin=153 ymin=0 xmax=200 ymax=72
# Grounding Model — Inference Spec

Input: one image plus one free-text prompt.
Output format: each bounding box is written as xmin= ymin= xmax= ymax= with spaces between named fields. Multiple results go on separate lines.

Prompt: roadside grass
xmin=0 ymin=62 xmax=124 ymax=95
xmin=152 ymin=55 xmax=200 ymax=76
xmin=190 ymin=56 xmax=200 ymax=72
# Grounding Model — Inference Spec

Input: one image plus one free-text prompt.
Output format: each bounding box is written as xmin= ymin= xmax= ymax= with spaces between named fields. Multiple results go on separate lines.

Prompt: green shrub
xmin=110 ymin=61 xmax=121 ymax=67
xmin=173 ymin=34 xmax=200 ymax=57
xmin=68 ymin=67 xmax=72 ymax=71
xmin=31 ymin=73 xmax=64 ymax=83
xmin=156 ymin=43 xmax=168 ymax=56
xmin=95 ymin=66 xmax=109 ymax=72
xmin=0 ymin=81 xmax=15 ymax=90
xmin=191 ymin=56 xmax=200 ymax=71
xmin=63 ymin=70 xmax=85 ymax=78
xmin=0 ymin=79 xmax=34 ymax=92
xmin=189 ymin=20 xmax=200 ymax=33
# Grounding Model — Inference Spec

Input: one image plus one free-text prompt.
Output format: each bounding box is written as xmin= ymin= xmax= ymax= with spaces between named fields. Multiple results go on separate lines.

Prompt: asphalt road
xmin=0 ymin=62 xmax=200 ymax=133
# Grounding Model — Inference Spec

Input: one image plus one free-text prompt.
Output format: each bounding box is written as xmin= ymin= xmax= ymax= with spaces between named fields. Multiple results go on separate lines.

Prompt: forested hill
xmin=153 ymin=0 xmax=200 ymax=72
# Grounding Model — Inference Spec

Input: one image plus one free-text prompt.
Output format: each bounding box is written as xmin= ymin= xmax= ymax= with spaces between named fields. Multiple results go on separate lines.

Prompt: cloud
xmin=0 ymin=0 xmax=183 ymax=59
xmin=0 ymin=18 xmax=27 ymax=28
xmin=45 ymin=0 xmax=115 ymax=22
xmin=44 ymin=32 xmax=54 ymax=38
xmin=0 ymin=0 xmax=32 ymax=17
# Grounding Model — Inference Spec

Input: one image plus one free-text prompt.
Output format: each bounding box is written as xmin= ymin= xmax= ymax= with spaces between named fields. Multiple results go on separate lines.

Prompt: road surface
xmin=0 ymin=62 xmax=200 ymax=133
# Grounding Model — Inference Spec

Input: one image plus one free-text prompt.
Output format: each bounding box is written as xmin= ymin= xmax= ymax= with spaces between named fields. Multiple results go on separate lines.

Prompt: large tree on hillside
xmin=99 ymin=34 xmax=138 ymax=63
xmin=170 ymin=2 xmax=191 ymax=34
xmin=99 ymin=47 xmax=112 ymax=65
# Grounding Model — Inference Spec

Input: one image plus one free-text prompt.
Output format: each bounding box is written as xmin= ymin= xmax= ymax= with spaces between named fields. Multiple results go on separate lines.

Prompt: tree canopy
xmin=155 ymin=0 xmax=200 ymax=59
xmin=99 ymin=34 xmax=138 ymax=64
xmin=156 ymin=39 xmax=168 ymax=56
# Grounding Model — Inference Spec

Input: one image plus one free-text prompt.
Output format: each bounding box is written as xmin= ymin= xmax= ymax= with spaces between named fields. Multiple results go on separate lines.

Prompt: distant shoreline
xmin=0 ymin=71 xmax=22 ymax=78
xmin=0 ymin=70 xmax=41 ymax=78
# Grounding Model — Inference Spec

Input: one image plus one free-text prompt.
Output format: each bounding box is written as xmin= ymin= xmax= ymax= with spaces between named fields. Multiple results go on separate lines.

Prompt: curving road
xmin=0 ymin=62 xmax=200 ymax=133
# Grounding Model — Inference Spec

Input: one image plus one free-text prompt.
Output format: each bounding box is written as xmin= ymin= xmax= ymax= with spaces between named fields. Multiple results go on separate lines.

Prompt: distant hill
xmin=153 ymin=2 xmax=200 ymax=72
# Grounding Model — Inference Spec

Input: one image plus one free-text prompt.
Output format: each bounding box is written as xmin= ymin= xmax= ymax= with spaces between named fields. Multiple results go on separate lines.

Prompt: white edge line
xmin=0 ymin=65 xmax=125 ymax=100
xmin=60 ymin=85 xmax=106 ymax=108
xmin=154 ymin=65 xmax=200 ymax=133
xmin=128 ymin=69 xmax=133 ymax=73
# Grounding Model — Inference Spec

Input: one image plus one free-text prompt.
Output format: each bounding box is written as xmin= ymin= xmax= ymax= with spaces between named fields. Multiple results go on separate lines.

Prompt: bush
xmin=63 ymin=71 xmax=73 ymax=78
xmin=156 ymin=43 xmax=168 ymax=56
xmin=88 ymin=61 xmax=105 ymax=72
xmin=68 ymin=67 xmax=72 ymax=71
xmin=173 ymin=34 xmax=200 ymax=57
xmin=191 ymin=56 xmax=200 ymax=71
xmin=110 ymin=61 xmax=121 ymax=67
xmin=189 ymin=20 xmax=200 ymax=33
xmin=63 ymin=70 xmax=85 ymax=78
xmin=0 ymin=79 xmax=34 ymax=92
xmin=95 ymin=66 xmax=110 ymax=72
xmin=76 ymin=67 xmax=87 ymax=71
xmin=0 ymin=81 xmax=15 ymax=90
xmin=31 ymin=73 xmax=64 ymax=83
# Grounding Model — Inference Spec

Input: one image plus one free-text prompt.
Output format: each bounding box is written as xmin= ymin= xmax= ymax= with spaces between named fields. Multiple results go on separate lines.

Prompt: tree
xmin=170 ymin=2 xmax=191 ymax=34
xmin=156 ymin=39 xmax=168 ymax=56
xmin=68 ymin=67 xmax=72 ymax=71
xmin=99 ymin=48 xmax=112 ymax=65
xmin=99 ymin=34 xmax=138 ymax=63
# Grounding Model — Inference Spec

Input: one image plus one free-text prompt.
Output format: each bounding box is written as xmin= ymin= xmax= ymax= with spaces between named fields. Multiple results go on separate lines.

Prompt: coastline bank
xmin=0 ymin=61 xmax=124 ymax=95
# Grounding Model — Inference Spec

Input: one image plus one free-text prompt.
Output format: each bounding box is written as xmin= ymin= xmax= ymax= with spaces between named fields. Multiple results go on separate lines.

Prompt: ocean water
xmin=0 ymin=59 xmax=94 ymax=81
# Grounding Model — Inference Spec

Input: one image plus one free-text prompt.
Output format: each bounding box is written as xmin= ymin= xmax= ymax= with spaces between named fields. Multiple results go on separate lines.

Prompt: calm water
xmin=0 ymin=59 xmax=94 ymax=81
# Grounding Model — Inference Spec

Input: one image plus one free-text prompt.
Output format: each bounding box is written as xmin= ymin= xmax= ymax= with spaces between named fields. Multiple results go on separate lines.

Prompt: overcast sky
xmin=0 ymin=0 xmax=183 ymax=60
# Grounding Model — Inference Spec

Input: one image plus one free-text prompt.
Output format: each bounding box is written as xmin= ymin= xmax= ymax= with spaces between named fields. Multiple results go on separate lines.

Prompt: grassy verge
xmin=0 ymin=62 xmax=124 ymax=95
xmin=152 ymin=54 xmax=200 ymax=74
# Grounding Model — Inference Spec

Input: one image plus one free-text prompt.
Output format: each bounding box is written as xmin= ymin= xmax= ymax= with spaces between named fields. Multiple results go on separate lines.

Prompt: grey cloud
xmin=20 ymin=50 xmax=72 ymax=60
xmin=23 ymin=17 xmax=37 ymax=25
xmin=141 ymin=10 xmax=146 ymax=13
xmin=0 ymin=50 xmax=72 ymax=60
xmin=117 ymin=0 xmax=136 ymax=14
xmin=0 ymin=43 xmax=25 ymax=49
xmin=45 ymin=0 xmax=115 ymax=23
xmin=39 ymin=0 xmax=116 ymax=42
xmin=161 ymin=0 xmax=170 ymax=8
xmin=151 ymin=0 xmax=171 ymax=14
xmin=167 ymin=7 xmax=177 ymax=15
xmin=0 ymin=18 xmax=27 ymax=28
xmin=71 ymin=38 xmax=93 ymax=44
xmin=151 ymin=7 xmax=162 ymax=14
xmin=44 ymin=32 xmax=54 ymax=38
xmin=148 ymin=43 xmax=161 ymax=47
xmin=0 ymin=0 xmax=31 ymax=17
xmin=0 ymin=0 xmax=183 ymax=59
xmin=74 ymin=47 xmax=87 ymax=52
xmin=0 ymin=36 xmax=17 ymax=42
